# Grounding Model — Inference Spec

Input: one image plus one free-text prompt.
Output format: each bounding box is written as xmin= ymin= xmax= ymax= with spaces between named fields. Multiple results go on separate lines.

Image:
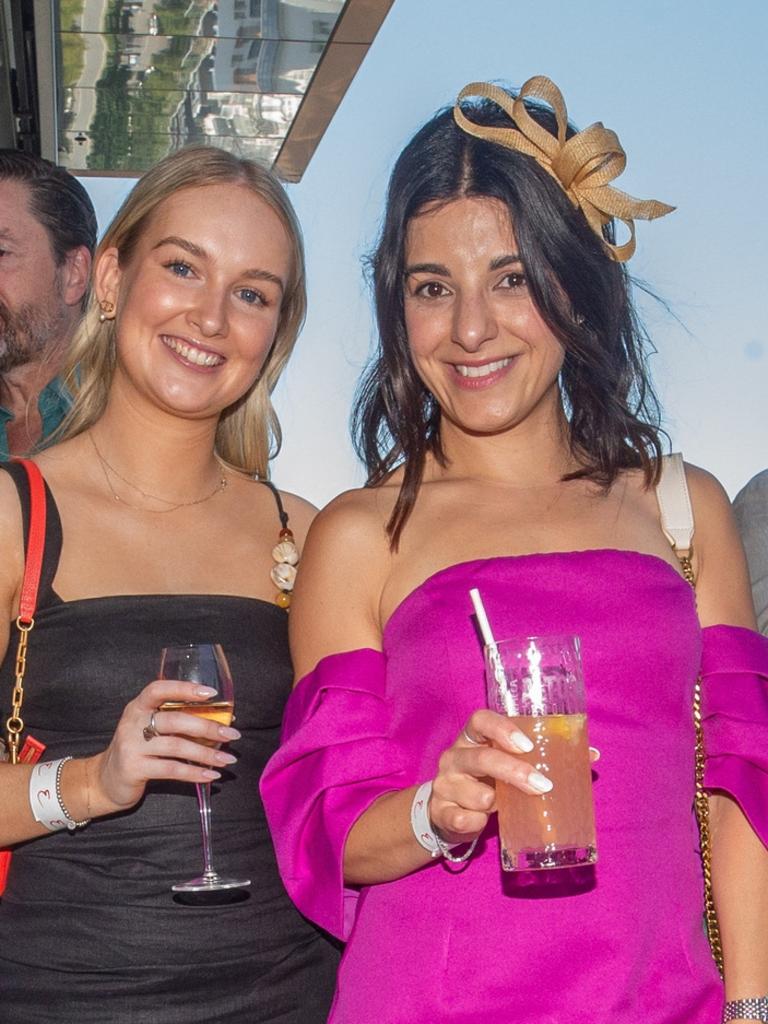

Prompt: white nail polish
xmin=528 ymin=771 xmax=553 ymax=793
xmin=510 ymin=732 xmax=534 ymax=753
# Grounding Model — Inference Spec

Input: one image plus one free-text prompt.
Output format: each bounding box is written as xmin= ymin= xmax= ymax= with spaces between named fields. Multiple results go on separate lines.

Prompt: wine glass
xmin=158 ymin=643 xmax=251 ymax=892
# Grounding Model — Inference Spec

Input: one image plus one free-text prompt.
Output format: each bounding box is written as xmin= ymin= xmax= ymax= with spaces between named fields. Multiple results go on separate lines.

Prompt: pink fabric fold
xmin=260 ymin=648 xmax=406 ymax=940
xmin=701 ymin=624 xmax=768 ymax=847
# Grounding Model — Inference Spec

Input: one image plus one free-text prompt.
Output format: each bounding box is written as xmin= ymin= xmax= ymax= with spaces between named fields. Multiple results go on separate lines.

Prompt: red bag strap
xmin=13 ymin=459 xmax=47 ymax=624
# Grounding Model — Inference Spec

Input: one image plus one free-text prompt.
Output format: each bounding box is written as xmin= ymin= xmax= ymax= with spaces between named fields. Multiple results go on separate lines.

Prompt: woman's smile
xmin=452 ymin=355 xmax=515 ymax=387
xmin=160 ymin=333 xmax=226 ymax=370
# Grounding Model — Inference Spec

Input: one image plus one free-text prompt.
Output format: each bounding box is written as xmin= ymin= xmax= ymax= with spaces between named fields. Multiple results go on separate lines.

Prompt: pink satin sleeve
xmin=260 ymin=648 xmax=406 ymax=940
xmin=701 ymin=624 xmax=768 ymax=846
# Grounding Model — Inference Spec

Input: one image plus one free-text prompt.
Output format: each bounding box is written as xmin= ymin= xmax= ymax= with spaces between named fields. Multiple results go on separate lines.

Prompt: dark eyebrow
xmin=153 ymin=235 xmax=285 ymax=293
xmin=404 ymin=262 xmax=450 ymax=278
xmin=489 ymin=253 xmax=523 ymax=271
xmin=405 ymin=254 xmax=523 ymax=278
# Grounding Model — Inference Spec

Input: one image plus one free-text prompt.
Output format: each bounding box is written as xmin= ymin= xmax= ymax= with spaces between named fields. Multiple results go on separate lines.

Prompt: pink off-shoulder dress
xmin=261 ymin=551 xmax=768 ymax=1023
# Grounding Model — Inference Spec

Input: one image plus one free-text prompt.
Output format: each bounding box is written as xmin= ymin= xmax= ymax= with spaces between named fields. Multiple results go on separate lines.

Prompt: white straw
xmin=469 ymin=588 xmax=497 ymax=648
xmin=470 ymin=588 xmax=510 ymax=702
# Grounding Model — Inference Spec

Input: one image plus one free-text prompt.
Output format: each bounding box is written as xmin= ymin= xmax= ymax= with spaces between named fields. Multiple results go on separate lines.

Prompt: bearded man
xmin=0 ymin=151 xmax=96 ymax=458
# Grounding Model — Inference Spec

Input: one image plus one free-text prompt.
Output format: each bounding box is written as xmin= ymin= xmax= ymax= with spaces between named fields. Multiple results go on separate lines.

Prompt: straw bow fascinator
xmin=453 ymin=75 xmax=674 ymax=262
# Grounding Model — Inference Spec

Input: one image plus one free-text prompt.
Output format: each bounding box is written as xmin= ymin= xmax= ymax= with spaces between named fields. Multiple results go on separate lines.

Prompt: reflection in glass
xmin=55 ymin=0 xmax=344 ymax=173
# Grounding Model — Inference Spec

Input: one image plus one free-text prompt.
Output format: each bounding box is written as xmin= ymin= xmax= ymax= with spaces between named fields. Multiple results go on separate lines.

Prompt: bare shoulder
xmin=685 ymin=462 xmax=732 ymax=507
xmin=683 ymin=461 xmax=756 ymax=629
xmin=683 ymin=461 xmax=741 ymax=548
xmin=289 ymin=485 xmax=392 ymax=679
xmin=228 ymin=472 xmax=317 ymax=547
xmin=299 ymin=485 xmax=392 ymax=587
xmin=316 ymin=482 xmax=393 ymax=535
xmin=684 ymin=462 xmax=740 ymax=550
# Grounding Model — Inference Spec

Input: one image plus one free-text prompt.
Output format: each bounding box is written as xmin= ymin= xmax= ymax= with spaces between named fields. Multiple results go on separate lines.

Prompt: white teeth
xmin=163 ymin=336 xmax=224 ymax=367
xmin=456 ymin=358 xmax=511 ymax=379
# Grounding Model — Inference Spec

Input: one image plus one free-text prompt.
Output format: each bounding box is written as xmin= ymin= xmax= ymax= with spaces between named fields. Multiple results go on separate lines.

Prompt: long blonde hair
xmin=58 ymin=146 xmax=306 ymax=478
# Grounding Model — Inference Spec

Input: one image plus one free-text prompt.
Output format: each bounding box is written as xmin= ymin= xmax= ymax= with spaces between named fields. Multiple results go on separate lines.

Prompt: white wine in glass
xmin=158 ymin=643 xmax=250 ymax=892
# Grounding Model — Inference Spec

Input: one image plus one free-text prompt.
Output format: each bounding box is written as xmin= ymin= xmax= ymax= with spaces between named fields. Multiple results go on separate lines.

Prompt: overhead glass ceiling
xmin=55 ymin=0 xmax=347 ymax=175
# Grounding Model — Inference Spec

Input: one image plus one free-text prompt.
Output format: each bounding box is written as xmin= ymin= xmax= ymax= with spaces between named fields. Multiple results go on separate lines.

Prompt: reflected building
xmin=1 ymin=0 xmax=393 ymax=179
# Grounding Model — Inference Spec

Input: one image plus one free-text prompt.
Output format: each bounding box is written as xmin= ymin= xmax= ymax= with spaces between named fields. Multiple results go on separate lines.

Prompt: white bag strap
xmin=655 ymin=452 xmax=694 ymax=555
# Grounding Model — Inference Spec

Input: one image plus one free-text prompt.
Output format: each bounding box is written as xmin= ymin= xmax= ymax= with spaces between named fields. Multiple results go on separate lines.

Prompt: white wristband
xmin=29 ymin=757 xmax=90 ymax=832
xmin=29 ymin=758 xmax=70 ymax=831
xmin=411 ymin=781 xmax=444 ymax=857
xmin=410 ymin=780 xmax=479 ymax=864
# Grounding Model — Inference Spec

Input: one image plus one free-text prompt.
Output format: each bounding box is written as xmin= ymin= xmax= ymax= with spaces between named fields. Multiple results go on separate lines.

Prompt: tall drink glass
xmin=485 ymin=635 xmax=597 ymax=871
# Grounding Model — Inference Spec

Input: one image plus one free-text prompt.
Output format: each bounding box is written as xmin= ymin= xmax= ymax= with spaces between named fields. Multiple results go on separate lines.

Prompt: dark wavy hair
xmin=352 ymin=89 xmax=665 ymax=547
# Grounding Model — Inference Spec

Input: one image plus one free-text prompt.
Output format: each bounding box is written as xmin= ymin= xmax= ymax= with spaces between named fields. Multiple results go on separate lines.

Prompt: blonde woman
xmin=0 ymin=147 xmax=339 ymax=1022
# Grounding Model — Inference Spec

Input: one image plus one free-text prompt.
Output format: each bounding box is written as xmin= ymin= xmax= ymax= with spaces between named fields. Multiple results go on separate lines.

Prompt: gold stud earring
xmin=98 ymin=300 xmax=115 ymax=323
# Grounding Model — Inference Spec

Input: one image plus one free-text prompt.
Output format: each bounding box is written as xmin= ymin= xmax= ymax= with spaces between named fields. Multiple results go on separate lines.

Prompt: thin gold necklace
xmin=88 ymin=430 xmax=228 ymax=513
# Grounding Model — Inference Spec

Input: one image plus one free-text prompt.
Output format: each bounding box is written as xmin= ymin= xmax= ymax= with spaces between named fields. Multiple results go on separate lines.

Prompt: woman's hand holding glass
xmin=88 ymin=677 xmax=241 ymax=817
xmin=427 ymin=709 xmax=551 ymax=845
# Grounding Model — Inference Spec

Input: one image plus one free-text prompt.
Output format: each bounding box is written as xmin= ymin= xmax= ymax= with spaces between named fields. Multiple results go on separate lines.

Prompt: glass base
xmin=172 ymin=873 xmax=251 ymax=892
xmin=502 ymin=843 xmax=597 ymax=872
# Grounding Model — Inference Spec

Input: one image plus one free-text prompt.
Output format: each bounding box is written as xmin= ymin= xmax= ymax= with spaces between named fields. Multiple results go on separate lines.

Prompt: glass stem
xmin=195 ymin=782 xmax=217 ymax=880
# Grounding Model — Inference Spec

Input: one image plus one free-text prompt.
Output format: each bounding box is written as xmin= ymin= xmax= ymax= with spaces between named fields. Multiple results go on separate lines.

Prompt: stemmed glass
xmin=158 ymin=643 xmax=251 ymax=892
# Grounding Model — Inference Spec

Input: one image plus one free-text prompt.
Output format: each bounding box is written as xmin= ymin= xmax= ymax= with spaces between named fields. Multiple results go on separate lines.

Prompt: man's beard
xmin=0 ymin=288 xmax=69 ymax=374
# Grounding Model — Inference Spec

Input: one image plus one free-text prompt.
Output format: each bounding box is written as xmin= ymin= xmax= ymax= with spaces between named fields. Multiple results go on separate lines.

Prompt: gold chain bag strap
xmin=657 ymin=453 xmax=724 ymax=974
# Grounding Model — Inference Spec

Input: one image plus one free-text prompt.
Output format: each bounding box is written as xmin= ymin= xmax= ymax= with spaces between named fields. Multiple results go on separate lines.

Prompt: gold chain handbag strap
xmin=679 ymin=549 xmax=725 ymax=975
xmin=5 ymin=618 xmax=34 ymax=765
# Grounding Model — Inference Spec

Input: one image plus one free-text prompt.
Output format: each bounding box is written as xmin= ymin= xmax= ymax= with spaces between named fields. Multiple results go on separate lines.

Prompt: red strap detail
xmin=0 ymin=851 xmax=10 ymax=892
xmin=18 ymin=735 xmax=47 ymax=764
xmin=13 ymin=459 xmax=47 ymax=623
xmin=0 ymin=464 xmax=48 ymax=897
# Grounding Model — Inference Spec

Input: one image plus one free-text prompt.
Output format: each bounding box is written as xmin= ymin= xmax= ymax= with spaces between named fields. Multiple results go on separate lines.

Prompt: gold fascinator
xmin=453 ymin=75 xmax=674 ymax=262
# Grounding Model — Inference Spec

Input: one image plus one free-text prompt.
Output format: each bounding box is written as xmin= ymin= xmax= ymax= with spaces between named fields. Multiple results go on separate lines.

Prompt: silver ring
xmin=461 ymin=727 xmax=482 ymax=746
xmin=142 ymin=711 xmax=160 ymax=742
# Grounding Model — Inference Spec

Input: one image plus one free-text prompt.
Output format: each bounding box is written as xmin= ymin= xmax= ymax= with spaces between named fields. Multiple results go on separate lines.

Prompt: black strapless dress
xmin=0 ymin=463 xmax=340 ymax=1023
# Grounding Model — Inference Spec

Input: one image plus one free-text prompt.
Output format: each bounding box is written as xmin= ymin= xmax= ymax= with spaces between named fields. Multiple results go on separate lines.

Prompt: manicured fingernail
xmin=196 ymin=687 xmax=217 ymax=696
xmin=218 ymin=726 xmax=241 ymax=740
xmin=528 ymin=772 xmax=553 ymax=793
xmin=509 ymin=731 xmax=534 ymax=753
xmin=590 ymin=746 xmax=601 ymax=762
xmin=202 ymin=770 xmax=221 ymax=780
xmin=214 ymin=751 xmax=237 ymax=766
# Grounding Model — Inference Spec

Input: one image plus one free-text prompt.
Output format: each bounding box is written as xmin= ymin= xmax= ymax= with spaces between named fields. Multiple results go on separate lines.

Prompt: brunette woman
xmin=262 ymin=78 xmax=768 ymax=1023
